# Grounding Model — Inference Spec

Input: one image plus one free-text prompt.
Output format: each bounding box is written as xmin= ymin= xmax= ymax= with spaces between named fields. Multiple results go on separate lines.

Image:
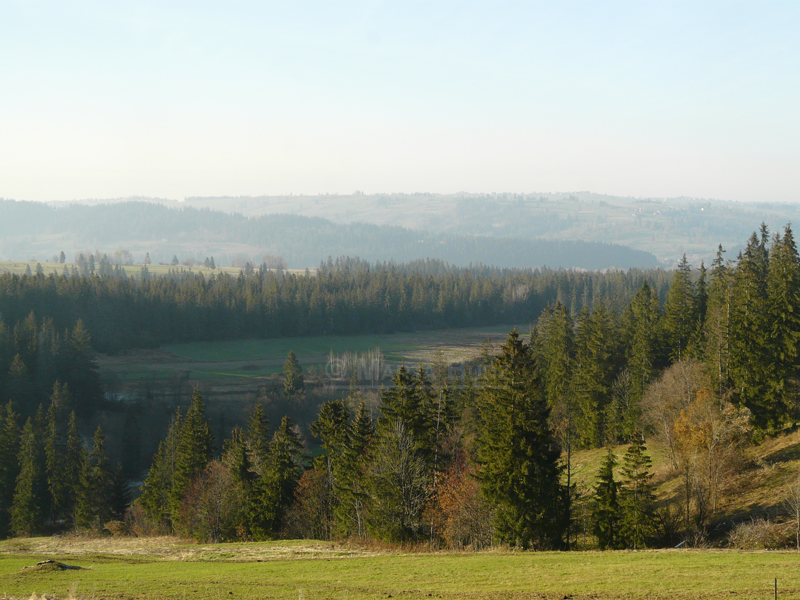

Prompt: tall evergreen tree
xmin=762 ymin=225 xmax=800 ymax=428
xmin=618 ymin=433 xmax=655 ymax=549
xmin=170 ymin=387 xmax=213 ymax=520
xmin=0 ymin=402 xmax=21 ymax=538
xmin=255 ymin=416 xmax=304 ymax=538
xmin=477 ymin=331 xmax=568 ymax=549
xmin=245 ymin=403 xmax=270 ymax=476
xmin=729 ymin=231 xmax=770 ymax=421
xmin=705 ymin=245 xmax=733 ymax=394
xmin=336 ymin=402 xmax=374 ymax=538
xmin=10 ymin=417 xmax=48 ymax=536
xmin=624 ymin=281 xmax=661 ymax=408
xmin=592 ymin=448 xmax=620 ymax=550
xmin=76 ymin=426 xmax=114 ymax=528
xmin=663 ymin=255 xmax=695 ymax=361
xmin=63 ymin=412 xmax=85 ymax=527
xmin=45 ymin=382 xmax=72 ymax=525
xmin=138 ymin=408 xmax=183 ymax=526
xmin=283 ymin=351 xmax=305 ymax=398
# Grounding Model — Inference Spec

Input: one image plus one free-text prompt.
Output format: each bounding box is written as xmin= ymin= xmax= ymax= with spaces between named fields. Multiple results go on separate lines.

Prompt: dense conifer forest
xmin=1 ymin=224 xmax=799 ymax=549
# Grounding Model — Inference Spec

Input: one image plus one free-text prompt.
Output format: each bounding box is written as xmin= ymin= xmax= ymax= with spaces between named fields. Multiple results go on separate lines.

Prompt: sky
xmin=1 ymin=1 xmax=798 ymax=203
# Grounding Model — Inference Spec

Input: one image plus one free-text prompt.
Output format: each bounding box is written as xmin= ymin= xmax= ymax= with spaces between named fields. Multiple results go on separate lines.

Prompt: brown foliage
xmin=179 ymin=460 xmax=247 ymax=543
xmin=426 ymin=460 xmax=493 ymax=550
xmin=672 ymin=387 xmax=752 ymax=528
xmin=283 ymin=467 xmax=335 ymax=540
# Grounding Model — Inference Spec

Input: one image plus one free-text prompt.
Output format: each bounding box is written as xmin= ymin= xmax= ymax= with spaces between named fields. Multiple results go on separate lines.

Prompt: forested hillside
xmin=2 ymin=224 xmax=800 ymax=551
xmin=181 ymin=192 xmax=800 ymax=264
xmin=0 ymin=199 xmax=658 ymax=270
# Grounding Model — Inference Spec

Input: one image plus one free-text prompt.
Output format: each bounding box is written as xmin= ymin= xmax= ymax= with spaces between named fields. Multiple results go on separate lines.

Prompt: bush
xmin=727 ymin=518 xmax=785 ymax=549
xmin=124 ymin=504 xmax=166 ymax=537
xmin=104 ymin=520 xmax=129 ymax=537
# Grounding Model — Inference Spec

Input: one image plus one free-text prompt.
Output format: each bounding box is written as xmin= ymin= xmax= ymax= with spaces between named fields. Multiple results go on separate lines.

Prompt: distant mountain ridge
xmin=172 ymin=192 xmax=797 ymax=265
xmin=0 ymin=199 xmax=658 ymax=270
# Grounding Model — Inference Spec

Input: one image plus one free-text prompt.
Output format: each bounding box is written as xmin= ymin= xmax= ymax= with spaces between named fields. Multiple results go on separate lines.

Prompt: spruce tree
xmin=45 ymin=382 xmax=72 ymax=525
xmin=625 ymin=281 xmax=661 ymax=407
xmin=336 ymin=402 xmax=373 ymax=538
xmin=663 ymin=255 xmax=695 ymax=361
xmin=245 ymin=402 xmax=270 ymax=475
xmin=0 ymin=402 xmax=21 ymax=538
xmin=618 ymin=433 xmax=655 ymax=549
xmin=592 ymin=448 xmax=620 ymax=550
xmin=704 ymin=245 xmax=733 ymax=394
xmin=379 ymin=365 xmax=435 ymax=466
xmin=170 ymin=388 xmax=213 ymax=521
xmin=255 ymin=416 xmax=304 ymax=538
xmin=763 ymin=225 xmax=800 ymax=428
xmin=10 ymin=417 xmax=48 ymax=536
xmin=76 ymin=426 xmax=114 ymax=528
xmin=138 ymin=408 xmax=183 ymax=526
xmin=729 ymin=231 xmax=770 ymax=423
xmin=63 ymin=412 xmax=85 ymax=528
xmin=283 ymin=351 xmax=304 ymax=398
xmin=477 ymin=331 xmax=568 ymax=549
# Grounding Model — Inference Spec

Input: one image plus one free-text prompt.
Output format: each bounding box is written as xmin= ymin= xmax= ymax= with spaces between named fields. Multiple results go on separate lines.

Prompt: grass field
xmin=0 ymin=537 xmax=798 ymax=600
xmin=98 ymin=324 xmax=526 ymax=385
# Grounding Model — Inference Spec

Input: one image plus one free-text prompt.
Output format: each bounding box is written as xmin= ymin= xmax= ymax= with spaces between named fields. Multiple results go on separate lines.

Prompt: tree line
xmin=0 ymin=383 xmax=128 ymax=538
xmin=0 ymin=259 xmax=670 ymax=353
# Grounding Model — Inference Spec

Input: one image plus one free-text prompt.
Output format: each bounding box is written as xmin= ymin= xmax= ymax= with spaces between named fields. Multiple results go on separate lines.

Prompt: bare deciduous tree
xmin=784 ymin=472 xmax=800 ymax=550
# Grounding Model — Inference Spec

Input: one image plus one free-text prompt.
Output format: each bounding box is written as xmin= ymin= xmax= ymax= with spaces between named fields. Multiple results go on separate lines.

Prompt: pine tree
xmin=170 ymin=388 xmax=213 ymax=521
xmin=592 ymin=448 xmax=620 ymax=550
xmin=0 ymin=402 xmax=21 ymax=538
xmin=618 ymin=433 xmax=655 ymax=549
xmin=10 ymin=417 xmax=48 ymax=536
xmin=283 ymin=351 xmax=304 ymax=398
xmin=477 ymin=331 xmax=568 ymax=549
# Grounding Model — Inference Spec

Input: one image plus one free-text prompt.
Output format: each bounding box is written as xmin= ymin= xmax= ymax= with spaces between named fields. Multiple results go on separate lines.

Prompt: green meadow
xmin=0 ymin=538 xmax=797 ymax=600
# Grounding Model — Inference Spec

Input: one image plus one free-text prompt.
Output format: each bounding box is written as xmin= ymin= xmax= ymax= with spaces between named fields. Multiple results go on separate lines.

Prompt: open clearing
xmin=98 ymin=324 xmax=526 ymax=385
xmin=0 ymin=538 xmax=798 ymax=600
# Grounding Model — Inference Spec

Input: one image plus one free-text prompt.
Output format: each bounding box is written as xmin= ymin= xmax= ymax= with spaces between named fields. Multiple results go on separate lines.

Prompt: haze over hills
xmin=0 ymin=199 xmax=658 ymax=271
xmin=176 ymin=193 xmax=800 ymax=266
xmin=43 ymin=192 xmax=799 ymax=267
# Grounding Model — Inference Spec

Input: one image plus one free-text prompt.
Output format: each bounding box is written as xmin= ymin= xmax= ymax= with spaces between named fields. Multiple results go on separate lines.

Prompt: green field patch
xmin=161 ymin=325 xmax=520 ymax=364
xmin=0 ymin=546 xmax=798 ymax=600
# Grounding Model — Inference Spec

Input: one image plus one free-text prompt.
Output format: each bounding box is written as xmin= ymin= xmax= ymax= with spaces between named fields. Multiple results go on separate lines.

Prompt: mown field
xmin=0 ymin=537 xmax=797 ymax=600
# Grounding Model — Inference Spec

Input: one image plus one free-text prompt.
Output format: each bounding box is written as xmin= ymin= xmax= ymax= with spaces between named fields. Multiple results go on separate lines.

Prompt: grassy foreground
xmin=0 ymin=538 xmax=798 ymax=600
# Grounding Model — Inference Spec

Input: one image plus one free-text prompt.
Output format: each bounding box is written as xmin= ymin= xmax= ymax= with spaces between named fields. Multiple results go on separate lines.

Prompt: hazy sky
xmin=1 ymin=1 xmax=798 ymax=202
